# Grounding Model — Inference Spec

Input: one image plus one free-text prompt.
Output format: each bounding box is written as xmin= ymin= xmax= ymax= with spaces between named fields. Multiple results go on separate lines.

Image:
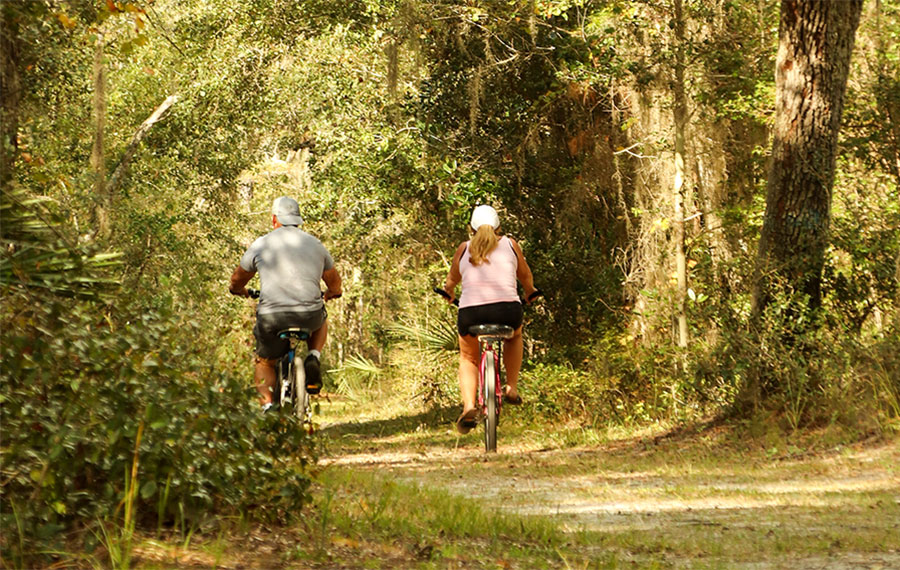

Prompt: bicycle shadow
xmin=318 ymin=404 xmax=458 ymax=441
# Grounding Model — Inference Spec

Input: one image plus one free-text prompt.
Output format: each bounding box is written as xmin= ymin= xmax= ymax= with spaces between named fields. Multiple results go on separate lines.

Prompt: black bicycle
xmin=247 ymin=289 xmax=314 ymax=422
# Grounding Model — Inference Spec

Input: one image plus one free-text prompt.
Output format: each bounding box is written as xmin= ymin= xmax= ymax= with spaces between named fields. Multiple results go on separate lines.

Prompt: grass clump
xmin=290 ymin=467 xmax=581 ymax=568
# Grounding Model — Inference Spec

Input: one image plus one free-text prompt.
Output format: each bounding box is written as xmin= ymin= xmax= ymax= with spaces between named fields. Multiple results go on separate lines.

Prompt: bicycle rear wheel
xmin=483 ymin=352 xmax=498 ymax=452
xmin=279 ymin=354 xmax=293 ymax=407
xmin=293 ymin=352 xmax=310 ymax=421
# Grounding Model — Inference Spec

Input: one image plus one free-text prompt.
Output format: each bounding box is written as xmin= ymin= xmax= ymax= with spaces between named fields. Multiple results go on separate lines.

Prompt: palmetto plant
xmin=387 ymin=319 xmax=458 ymax=354
xmin=386 ymin=318 xmax=459 ymax=408
xmin=332 ymin=353 xmax=383 ymax=396
xmin=1 ymin=186 xmax=121 ymax=296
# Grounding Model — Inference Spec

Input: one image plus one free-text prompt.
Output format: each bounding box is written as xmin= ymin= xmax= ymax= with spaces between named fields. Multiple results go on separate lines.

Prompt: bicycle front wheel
xmin=293 ymin=352 xmax=310 ymax=421
xmin=483 ymin=352 xmax=498 ymax=452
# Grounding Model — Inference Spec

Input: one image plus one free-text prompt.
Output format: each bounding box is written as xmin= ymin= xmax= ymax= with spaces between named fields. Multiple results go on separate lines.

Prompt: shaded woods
xmin=2 ymin=0 xmax=898 ymax=566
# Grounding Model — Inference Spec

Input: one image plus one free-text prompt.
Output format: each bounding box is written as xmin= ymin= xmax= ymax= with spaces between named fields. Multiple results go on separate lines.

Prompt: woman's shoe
xmin=456 ymin=408 xmax=478 ymax=434
xmin=502 ymin=386 xmax=523 ymax=405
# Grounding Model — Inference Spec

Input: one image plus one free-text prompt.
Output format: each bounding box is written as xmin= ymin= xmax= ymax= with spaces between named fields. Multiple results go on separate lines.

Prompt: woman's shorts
xmin=254 ymin=308 xmax=326 ymax=359
xmin=457 ymin=301 xmax=523 ymax=337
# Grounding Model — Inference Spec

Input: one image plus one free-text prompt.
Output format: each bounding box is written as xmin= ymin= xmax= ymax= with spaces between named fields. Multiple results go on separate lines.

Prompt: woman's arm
xmin=510 ymin=238 xmax=537 ymax=302
xmin=442 ymin=242 xmax=467 ymax=303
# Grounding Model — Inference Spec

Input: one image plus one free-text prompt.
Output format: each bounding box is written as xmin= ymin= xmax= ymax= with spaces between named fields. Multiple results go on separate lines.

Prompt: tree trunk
xmin=91 ymin=34 xmax=109 ymax=237
xmin=752 ymin=0 xmax=863 ymax=317
xmin=672 ymin=0 xmax=689 ymax=349
xmin=0 ymin=6 xmax=21 ymax=187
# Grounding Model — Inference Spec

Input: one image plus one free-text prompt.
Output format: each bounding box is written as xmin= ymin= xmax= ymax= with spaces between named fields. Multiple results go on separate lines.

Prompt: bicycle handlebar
xmin=433 ymin=287 xmax=460 ymax=306
xmin=245 ymin=288 xmax=340 ymax=301
xmin=433 ymin=287 xmax=542 ymax=306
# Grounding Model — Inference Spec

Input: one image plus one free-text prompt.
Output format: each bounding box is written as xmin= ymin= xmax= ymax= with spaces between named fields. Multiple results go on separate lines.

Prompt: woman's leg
xmin=458 ymin=334 xmax=480 ymax=412
xmin=502 ymin=325 xmax=524 ymax=398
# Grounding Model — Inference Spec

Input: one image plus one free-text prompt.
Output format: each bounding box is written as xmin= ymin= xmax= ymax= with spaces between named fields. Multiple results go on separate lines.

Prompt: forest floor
xmin=135 ymin=392 xmax=899 ymax=569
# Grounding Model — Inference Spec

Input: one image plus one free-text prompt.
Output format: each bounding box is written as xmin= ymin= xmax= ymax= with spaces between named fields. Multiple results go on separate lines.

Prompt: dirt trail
xmin=321 ymin=401 xmax=900 ymax=568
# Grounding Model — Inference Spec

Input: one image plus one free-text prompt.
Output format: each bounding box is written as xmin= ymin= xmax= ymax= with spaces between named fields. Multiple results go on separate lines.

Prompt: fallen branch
xmin=106 ymin=95 xmax=178 ymax=196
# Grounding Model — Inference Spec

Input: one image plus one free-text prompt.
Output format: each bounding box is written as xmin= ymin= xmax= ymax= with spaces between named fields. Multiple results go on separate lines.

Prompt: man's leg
xmin=307 ymin=320 xmax=327 ymax=352
xmin=255 ymin=355 xmax=279 ymax=405
xmin=304 ymin=320 xmax=327 ymax=393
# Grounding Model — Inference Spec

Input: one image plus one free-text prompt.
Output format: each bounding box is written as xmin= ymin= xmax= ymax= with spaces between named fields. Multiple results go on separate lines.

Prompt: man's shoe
xmin=304 ymin=354 xmax=322 ymax=394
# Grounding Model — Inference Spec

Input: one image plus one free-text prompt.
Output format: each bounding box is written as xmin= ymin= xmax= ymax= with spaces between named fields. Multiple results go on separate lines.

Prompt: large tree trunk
xmin=1 ymin=6 xmax=21 ymax=187
xmin=753 ymin=0 xmax=863 ymax=317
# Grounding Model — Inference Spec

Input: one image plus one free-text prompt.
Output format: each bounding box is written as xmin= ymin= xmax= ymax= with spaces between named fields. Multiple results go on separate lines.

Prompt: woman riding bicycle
xmin=440 ymin=205 xmax=538 ymax=434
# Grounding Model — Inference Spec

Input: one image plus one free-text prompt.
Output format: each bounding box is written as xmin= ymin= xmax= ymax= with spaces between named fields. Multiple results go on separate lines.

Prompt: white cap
xmin=272 ymin=196 xmax=303 ymax=226
xmin=470 ymin=205 xmax=500 ymax=231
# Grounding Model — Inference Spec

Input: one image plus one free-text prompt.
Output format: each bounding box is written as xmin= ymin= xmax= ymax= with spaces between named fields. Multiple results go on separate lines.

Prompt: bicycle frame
xmin=477 ymin=338 xmax=503 ymax=415
xmin=471 ymin=325 xmax=515 ymax=452
xmin=276 ymin=328 xmax=312 ymax=423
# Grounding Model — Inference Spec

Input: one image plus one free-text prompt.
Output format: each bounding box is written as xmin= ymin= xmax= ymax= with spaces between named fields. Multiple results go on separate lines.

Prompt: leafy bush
xmin=0 ymin=292 xmax=315 ymax=563
xmin=0 ymin=189 xmax=315 ymax=565
xmin=701 ymin=283 xmax=900 ymax=433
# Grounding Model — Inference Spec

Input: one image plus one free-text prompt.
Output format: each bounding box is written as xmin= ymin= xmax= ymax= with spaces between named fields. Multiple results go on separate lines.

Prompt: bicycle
xmin=434 ymin=288 xmax=541 ymax=452
xmin=247 ymin=288 xmax=317 ymax=422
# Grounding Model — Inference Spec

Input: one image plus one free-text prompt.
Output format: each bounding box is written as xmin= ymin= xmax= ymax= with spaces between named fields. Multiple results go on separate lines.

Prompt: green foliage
xmin=4 ymin=2 xmax=900 ymax=562
xmin=0 ymin=289 xmax=316 ymax=562
xmin=0 ymin=186 xmax=122 ymax=297
xmin=701 ymin=282 xmax=900 ymax=433
xmin=0 ymin=191 xmax=314 ymax=565
xmin=331 ymin=354 xmax=383 ymax=398
xmin=386 ymin=314 xmax=460 ymax=410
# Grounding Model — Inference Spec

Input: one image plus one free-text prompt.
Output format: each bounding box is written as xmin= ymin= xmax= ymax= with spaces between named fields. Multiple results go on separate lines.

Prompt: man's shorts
xmin=254 ymin=308 xmax=326 ymax=359
xmin=457 ymin=301 xmax=523 ymax=337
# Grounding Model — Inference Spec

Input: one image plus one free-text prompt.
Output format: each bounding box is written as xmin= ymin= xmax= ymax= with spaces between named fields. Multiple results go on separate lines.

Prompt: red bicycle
xmin=434 ymin=288 xmax=540 ymax=452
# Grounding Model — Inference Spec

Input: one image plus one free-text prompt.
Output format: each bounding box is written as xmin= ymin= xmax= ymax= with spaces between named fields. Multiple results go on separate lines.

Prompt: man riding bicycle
xmin=229 ymin=196 xmax=342 ymax=412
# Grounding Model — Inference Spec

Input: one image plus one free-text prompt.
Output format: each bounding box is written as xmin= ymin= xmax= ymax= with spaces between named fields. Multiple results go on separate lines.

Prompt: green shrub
xmin=0 ymin=293 xmax=316 ymax=564
xmin=0 ymin=187 xmax=315 ymax=564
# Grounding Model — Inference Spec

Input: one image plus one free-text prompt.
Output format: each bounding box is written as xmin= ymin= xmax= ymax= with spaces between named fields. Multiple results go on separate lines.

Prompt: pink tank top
xmin=458 ymin=236 xmax=520 ymax=308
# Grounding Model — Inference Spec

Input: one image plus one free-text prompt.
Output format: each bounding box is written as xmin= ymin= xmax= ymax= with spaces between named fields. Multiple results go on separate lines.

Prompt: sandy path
xmin=320 ymin=403 xmax=900 ymax=568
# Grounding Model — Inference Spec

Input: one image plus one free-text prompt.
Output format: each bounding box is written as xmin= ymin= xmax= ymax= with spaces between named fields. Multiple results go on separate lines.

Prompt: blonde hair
xmin=469 ymin=224 xmax=499 ymax=266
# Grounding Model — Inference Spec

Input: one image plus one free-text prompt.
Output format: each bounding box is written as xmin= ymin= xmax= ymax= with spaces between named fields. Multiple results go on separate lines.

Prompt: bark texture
xmin=91 ymin=36 xmax=108 ymax=237
xmin=672 ymin=0 xmax=689 ymax=349
xmin=1 ymin=6 xmax=20 ymax=187
xmin=754 ymin=0 xmax=863 ymax=314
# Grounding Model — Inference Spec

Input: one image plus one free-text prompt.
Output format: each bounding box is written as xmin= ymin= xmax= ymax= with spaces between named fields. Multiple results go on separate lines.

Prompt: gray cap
xmin=272 ymin=196 xmax=303 ymax=227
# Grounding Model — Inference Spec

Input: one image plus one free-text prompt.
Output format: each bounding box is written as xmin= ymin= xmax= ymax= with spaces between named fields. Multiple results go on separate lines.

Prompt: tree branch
xmin=106 ymin=95 xmax=178 ymax=196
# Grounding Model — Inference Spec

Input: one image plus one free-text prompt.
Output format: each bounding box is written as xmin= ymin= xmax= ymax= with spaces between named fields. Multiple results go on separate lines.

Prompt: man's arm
xmin=229 ymin=265 xmax=256 ymax=297
xmin=322 ymin=267 xmax=342 ymax=300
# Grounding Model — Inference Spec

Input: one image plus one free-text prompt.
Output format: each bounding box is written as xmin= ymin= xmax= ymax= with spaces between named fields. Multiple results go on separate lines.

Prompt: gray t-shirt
xmin=239 ymin=226 xmax=334 ymax=314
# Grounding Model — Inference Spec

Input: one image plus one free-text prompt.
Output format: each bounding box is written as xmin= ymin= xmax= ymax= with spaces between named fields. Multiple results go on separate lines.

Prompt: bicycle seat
xmin=278 ymin=328 xmax=310 ymax=341
xmin=469 ymin=324 xmax=515 ymax=339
